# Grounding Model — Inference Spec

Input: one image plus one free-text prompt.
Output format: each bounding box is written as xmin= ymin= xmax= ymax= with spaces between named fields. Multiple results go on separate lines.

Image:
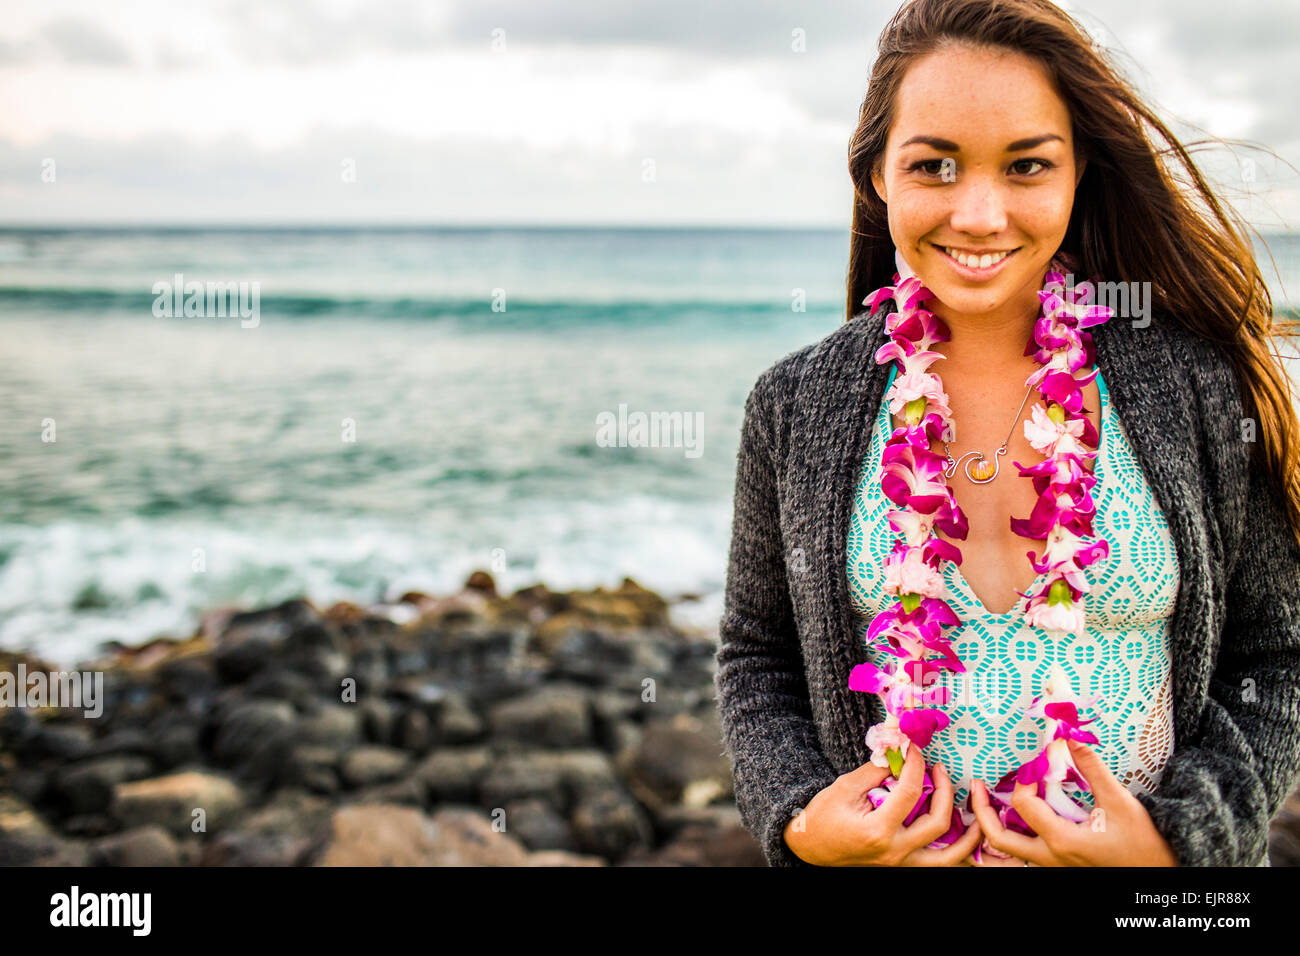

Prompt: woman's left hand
xmin=964 ymin=738 xmax=1179 ymax=866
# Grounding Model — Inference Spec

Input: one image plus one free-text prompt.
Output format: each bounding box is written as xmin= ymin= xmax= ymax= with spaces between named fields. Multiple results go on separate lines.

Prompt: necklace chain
xmin=940 ymin=382 xmax=1036 ymax=485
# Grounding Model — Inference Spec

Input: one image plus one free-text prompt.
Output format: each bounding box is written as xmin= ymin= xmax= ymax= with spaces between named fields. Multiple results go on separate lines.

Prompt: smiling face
xmin=870 ymin=42 xmax=1085 ymax=333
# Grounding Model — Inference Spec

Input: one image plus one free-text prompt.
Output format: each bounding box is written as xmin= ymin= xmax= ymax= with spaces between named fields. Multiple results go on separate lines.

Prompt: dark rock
xmin=210 ymin=699 xmax=297 ymax=788
xmin=19 ymin=722 xmax=94 ymax=762
xmin=479 ymin=752 xmax=566 ymax=812
xmin=414 ymin=747 xmax=492 ymax=804
xmin=152 ymin=722 xmax=202 ymax=769
xmin=504 ymin=797 xmax=576 ymax=852
xmin=342 ymin=775 xmax=426 ymax=808
xmin=487 ymin=685 xmax=593 ymax=749
xmin=88 ymin=727 xmax=154 ymax=759
xmin=348 ymin=645 xmax=389 ymax=694
xmin=621 ymin=712 xmax=733 ymax=811
xmin=549 ymin=628 xmax=671 ymax=686
xmin=285 ymin=621 xmax=347 ymax=656
xmin=619 ymin=820 xmax=765 ymax=866
xmin=155 ymin=656 xmax=218 ymax=704
xmin=50 ymin=755 xmax=155 ymax=816
xmin=296 ymin=704 xmax=363 ymax=749
xmin=0 ymin=830 xmax=90 ymax=866
xmin=213 ymin=637 xmax=275 ymax=684
xmin=570 ymin=788 xmax=653 ymax=860
xmin=435 ymin=691 xmax=483 ymax=744
xmin=358 ymin=699 xmax=396 ymax=745
xmin=90 ymin=826 xmax=181 ymax=866
xmin=243 ymin=666 xmax=318 ymax=707
xmin=204 ymin=789 xmax=333 ymax=865
xmin=395 ymin=708 xmax=434 ymax=753
xmin=219 ymin=598 xmax=320 ymax=646
xmin=283 ymin=745 xmax=341 ymax=794
xmin=60 ymin=814 xmax=117 ymax=838
xmin=339 ymin=746 xmax=411 ymax=788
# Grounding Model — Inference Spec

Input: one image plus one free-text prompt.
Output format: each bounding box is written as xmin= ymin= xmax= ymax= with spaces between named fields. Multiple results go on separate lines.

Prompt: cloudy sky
xmin=0 ymin=0 xmax=1296 ymax=226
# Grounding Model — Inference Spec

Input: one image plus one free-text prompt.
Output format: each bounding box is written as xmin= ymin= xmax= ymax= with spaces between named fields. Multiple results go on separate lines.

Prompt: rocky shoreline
xmin=0 ymin=573 xmax=765 ymax=866
xmin=3 ymin=570 xmax=1299 ymax=867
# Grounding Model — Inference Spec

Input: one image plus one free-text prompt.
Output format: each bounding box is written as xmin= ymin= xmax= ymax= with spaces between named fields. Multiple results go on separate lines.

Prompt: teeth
xmin=943 ymin=246 xmax=1012 ymax=269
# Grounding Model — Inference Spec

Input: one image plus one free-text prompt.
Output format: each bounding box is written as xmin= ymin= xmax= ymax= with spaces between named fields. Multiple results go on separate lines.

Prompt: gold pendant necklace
xmin=941 ymin=384 xmax=1035 ymax=484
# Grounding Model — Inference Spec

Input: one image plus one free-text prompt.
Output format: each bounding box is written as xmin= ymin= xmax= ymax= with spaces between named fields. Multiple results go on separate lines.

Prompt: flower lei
xmin=848 ymin=253 xmax=1113 ymax=859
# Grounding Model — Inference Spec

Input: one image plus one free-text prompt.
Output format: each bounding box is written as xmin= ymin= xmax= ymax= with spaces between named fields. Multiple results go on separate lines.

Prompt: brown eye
xmin=1010 ymin=158 xmax=1052 ymax=176
xmin=908 ymin=159 xmax=949 ymax=176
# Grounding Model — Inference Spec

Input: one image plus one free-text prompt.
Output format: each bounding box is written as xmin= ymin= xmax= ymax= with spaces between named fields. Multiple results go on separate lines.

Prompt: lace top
xmin=846 ymin=363 xmax=1180 ymax=810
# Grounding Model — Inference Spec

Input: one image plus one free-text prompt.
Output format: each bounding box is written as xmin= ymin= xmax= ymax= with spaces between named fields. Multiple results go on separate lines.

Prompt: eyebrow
xmin=899 ymin=134 xmax=1065 ymax=151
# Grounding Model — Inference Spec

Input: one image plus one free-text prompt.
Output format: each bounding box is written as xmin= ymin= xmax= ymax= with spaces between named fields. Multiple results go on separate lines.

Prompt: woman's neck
xmin=925 ymin=293 xmax=1042 ymax=377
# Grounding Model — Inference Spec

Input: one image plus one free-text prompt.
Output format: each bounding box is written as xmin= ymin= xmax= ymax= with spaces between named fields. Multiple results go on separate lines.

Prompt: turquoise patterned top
xmin=846 ymin=363 xmax=1181 ymax=810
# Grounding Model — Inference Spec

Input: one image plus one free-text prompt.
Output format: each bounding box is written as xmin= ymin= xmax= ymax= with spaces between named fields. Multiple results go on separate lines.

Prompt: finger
xmin=1066 ymin=739 xmax=1124 ymax=804
xmin=873 ymin=744 xmax=926 ymax=830
xmin=969 ymin=779 xmax=1056 ymax=866
xmin=839 ymin=758 xmax=893 ymax=804
xmin=971 ymin=850 xmax=1028 ymax=867
xmin=901 ymin=760 xmax=957 ymax=847
xmin=1010 ymin=781 xmax=1078 ymax=849
xmin=899 ymin=813 xmax=984 ymax=867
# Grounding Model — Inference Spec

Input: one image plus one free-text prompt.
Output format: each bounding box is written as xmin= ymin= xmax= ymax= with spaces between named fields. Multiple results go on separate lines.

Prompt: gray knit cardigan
xmin=714 ymin=302 xmax=1300 ymax=867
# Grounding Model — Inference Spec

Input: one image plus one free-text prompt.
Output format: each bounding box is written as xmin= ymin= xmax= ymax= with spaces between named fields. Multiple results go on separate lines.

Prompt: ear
xmin=1074 ymin=156 xmax=1087 ymax=189
xmin=871 ymin=163 xmax=887 ymax=204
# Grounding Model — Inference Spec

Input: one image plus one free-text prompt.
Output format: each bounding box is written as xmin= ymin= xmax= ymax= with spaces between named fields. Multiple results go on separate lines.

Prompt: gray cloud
xmin=41 ymin=17 xmax=133 ymax=66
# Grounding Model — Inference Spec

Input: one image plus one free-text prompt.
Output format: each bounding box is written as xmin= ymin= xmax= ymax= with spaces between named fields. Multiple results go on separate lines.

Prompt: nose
xmin=948 ymin=173 xmax=1008 ymax=236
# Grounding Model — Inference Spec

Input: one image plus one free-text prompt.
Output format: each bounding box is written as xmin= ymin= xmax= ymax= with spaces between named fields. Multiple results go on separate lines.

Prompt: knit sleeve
xmin=1134 ymin=409 xmax=1300 ymax=866
xmin=714 ymin=368 xmax=840 ymax=867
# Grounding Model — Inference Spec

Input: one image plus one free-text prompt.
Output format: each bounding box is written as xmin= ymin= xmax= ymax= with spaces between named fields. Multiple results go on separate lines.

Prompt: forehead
xmin=890 ymin=44 xmax=1072 ymax=146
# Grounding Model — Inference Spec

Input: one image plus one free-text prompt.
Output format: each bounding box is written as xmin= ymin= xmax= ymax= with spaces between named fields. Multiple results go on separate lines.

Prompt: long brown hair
xmin=846 ymin=0 xmax=1300 ymax=547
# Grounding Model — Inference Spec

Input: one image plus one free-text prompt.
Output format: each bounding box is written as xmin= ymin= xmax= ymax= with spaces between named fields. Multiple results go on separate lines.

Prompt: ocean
xmin=1 ymin=226 xmax=1297 ymax=666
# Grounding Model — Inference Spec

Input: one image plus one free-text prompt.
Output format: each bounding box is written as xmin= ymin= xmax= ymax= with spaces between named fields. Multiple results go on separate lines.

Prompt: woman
xmin=714 ymin=0 xmax=1300 ymax=867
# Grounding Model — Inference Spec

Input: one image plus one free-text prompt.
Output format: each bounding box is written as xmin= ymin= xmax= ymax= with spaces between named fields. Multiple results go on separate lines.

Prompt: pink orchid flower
xmin=880 ymin=443 xmax=952 ymax=514
xmin=888 ymin=370 xmax=953 ymax=422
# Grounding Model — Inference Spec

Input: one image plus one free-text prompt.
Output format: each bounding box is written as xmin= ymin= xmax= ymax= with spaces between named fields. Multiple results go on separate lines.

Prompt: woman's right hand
xmin=782 ymin=744 xmax=983 ymax=866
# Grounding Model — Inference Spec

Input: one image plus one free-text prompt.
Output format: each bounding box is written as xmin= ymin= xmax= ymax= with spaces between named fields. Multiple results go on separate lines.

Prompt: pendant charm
xmin=944 ymin=447 xmax=1006 ymax=483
